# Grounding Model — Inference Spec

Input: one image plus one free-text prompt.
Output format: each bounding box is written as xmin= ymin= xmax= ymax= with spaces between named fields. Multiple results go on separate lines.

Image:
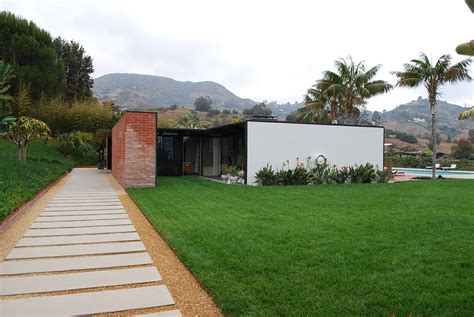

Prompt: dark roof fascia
xmin=124 ymin=110 xmax=159 ymax=115
xmin=245 ymin=119 xmax=385 ymax=129
xmin=157 ymin=119 xmax=384 ymax=134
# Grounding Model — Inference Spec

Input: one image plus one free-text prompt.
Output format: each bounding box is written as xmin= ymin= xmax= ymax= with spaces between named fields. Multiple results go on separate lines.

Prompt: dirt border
xmin=0 ymin=171 xmax=71 ymax=235
xmin=107 ymin=174 xmax=223 ymax=317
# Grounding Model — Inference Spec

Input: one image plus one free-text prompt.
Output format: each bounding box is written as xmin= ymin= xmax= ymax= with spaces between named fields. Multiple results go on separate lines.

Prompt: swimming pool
xmin=394 ymin=168 xmax=474 ymax=179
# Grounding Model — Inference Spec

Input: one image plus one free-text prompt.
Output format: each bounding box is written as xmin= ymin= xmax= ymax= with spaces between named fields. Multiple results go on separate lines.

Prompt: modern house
xmin=111 ymin=112 xmax=384 ymax=187
xmin=156 ymin=119 xmax=384 ymax=184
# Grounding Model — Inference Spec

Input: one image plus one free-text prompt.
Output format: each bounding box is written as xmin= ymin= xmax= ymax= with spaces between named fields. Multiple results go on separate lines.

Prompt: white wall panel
xmin=246 ymin=121 xmax=384 ymax=185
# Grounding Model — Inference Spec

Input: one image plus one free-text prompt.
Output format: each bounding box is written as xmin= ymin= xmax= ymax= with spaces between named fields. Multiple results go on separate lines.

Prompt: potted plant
xmin=221 ymin=165 xmax=230 ymax=182
xmin=228 ymin=165 xmax=239 ymax=183
xmin=237 ymin=169 xmax=245 ymax=184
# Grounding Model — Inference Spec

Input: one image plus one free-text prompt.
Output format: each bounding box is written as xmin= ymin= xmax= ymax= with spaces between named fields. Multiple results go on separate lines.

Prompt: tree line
xmin=0 ymin=11 xmax=94 ymax=102
xmin=0 ymin=11 xmax=118 ymax=163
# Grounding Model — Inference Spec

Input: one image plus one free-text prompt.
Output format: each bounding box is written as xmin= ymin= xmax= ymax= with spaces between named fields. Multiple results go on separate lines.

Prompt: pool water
xmin=394 ymin=168 xmax=474 ymax=178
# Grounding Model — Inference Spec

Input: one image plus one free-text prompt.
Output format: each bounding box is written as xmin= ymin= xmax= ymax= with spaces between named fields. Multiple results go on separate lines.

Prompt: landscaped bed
xmin=0 ymin=139 xmax=74 ymax=221
xmin=128 ymin=177 xmax=474 ymax=316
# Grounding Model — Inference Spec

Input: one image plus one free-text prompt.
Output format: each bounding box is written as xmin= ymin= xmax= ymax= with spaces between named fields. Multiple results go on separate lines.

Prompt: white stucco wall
xmin=246 ymin=121 xmax=384 ymax=185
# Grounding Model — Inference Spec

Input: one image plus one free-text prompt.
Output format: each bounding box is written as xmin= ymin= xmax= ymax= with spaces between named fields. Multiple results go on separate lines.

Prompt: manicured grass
xmin=0 ymin=140 xmax=74 ymax=221
xmin=128 ymin=177 xmax=474 ymax=316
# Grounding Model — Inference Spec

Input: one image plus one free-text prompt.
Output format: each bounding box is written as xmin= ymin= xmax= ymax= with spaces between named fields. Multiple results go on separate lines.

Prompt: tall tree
xmin=243 ymin=102 xmax=272 ymax=117
xmin=194 ymin=96 xmax=212 ymax=112
xmin=53 ymin=37 xmax=94 ymax=101
xmin=393 ymin=53 xmax=472 ymax=178
xmin=372 ymin=111 xmax=381 ymax=126
xmin=303 ymin=57 xmax=392 ymax=124
xmin=0 ymin=12 xmax=65 ymax=99
xmin=469 ymin=129 xmax=474 ymax=143
xmin=0 ymin=61 xmax=15 ymax=124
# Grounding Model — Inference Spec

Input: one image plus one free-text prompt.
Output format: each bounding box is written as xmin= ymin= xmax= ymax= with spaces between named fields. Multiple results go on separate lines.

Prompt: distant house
xmin=413 ymin=117 xmax=426 ymax=123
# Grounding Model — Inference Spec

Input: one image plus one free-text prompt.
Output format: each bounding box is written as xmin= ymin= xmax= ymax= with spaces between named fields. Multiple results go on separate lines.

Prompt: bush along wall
xmin=254 ymin=158 xmax=390 ymax=186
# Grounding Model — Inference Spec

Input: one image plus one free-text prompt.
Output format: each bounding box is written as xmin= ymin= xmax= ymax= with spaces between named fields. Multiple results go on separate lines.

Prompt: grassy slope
xmin=0 ymin=140 xmax=74 ymax=220
xmin=128 ymin=177 xmax=474 ymax=316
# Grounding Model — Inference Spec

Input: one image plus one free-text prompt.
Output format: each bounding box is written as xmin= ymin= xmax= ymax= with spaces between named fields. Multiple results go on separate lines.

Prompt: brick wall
xmin=112 ymin=112 xmax=157 ymax=188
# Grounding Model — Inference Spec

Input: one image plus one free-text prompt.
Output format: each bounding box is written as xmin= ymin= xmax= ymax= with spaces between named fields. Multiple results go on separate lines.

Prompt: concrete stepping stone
xmin=6 ymin=241 xmax=146 ymax=259
xmin=24 ymin=225 xmax=136 ymax=237
xmin=49 ymin=197 xmax=120 ymax=204
xmin=30 ymin=219 xmax=132 ymax=228
xmin=0 ymin=267 xmax=162 ymax=295
xmin=0 ymin=285 xmax=174 ymax=315
xmin=136 ymin=310 xmax=182 ymax=317
xmin=41 ymin=210 xmax=126 ymax=216
xmin=47 ymin=202 xmax=123 ymax=207
xmin=53 ymin=196 xmax=118 ymax=200
xmin=0 ymin=252 xmax=153 ymax=275
xmin=36 ymin=214 xmax=129 ymax=221
xmin=16 ymin=232 xmax=142 ymax=246
xmin=44 ymin=206 xmax=126 ymax=211
xmin=54 ymin=191 xmax=117 ymax=197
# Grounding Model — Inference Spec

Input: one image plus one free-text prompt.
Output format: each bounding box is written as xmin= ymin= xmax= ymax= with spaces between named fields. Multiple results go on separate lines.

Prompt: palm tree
xmin=459 ymin=106 xmax=474 ymax=120
xmin=393 ymin=53 xmax=472 ymax=178
xmin=177 ymin=111 xmax=203 ymax=128
xmin=302 ymin=57 xmax=392 ymax=124
xmin=295 ymin=94 xmax=330 ymax=123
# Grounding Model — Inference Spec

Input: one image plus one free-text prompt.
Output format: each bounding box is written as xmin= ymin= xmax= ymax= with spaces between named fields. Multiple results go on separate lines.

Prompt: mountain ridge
xmin=93 ymin=73 xmax=256 ymax=110
xmin=93 ymin=73 xmax=473 ymax=139
xmin=381 ymin=96 xmax=474 ymax=139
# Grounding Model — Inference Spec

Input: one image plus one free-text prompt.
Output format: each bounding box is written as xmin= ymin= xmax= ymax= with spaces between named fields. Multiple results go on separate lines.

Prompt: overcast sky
xmin=3 ymin=0 xmax=474 ymax=110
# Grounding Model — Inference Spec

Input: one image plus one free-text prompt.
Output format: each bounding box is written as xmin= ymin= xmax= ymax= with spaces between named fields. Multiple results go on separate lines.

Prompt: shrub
xmin=228 ymin=165 xmax=241 ymax=177
xmin=36 ymin=98 xmax=115 ymax=134
xmin=454 ymin=138 xmax=472 ymax=159
xmin=348 ymin=163 xmax=377 ymax=183
xmin=387 ymin=156 xmax=431 ymax=168
xmin=332 ymin=166 xmax=350 ymax=184
xmin=310 ymin=163 xmax=332 ymax=184
xmin=256 ymin=160 xmax=388 ymax=186
xmin=375 ymin=169 xmax=391 ymax=183
xmin=58 ymin=131 xmax=98 ymax=164
xmin=398 ymin=134 xmax=417 ymax=144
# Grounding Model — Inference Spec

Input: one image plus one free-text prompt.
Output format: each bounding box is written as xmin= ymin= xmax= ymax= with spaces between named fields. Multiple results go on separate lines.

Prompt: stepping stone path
xmin=0 ymin=169 xmax=181 ymax=316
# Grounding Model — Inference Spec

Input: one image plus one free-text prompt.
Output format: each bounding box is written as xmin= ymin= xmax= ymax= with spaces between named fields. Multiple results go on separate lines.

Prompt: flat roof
xmin=157 ymin=119 xmax=384 ymax=134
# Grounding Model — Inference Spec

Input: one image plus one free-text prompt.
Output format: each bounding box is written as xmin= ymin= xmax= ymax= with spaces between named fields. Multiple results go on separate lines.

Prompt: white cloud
xmin=3 ymin=0 xmax=474 ymax=110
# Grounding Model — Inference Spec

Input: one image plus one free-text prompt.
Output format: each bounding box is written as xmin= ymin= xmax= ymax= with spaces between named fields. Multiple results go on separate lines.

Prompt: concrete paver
xmin=0 ymin=252 xmax=153 ymax=275
xmin=36 ymin=214 xmax=129 ymax=221
xmin=24 ymin=224 xmax=136 ymax=236
xmin=0 ymin=267 xmax=162 ymax=295
xmin=47 ymin=202 xmax=123 ymax=207
xmin=49 ymin=199 xmax=121 ymax=203
xmin=16 ymin=232 xmax=141 ymax=246
xmin=6 ymin=241 xmax=146 ymax=259
xmin=1 ymin=285 xmax=175 ymax=315
xmin=41 ymin=210 xmax=126 ymax=216
xmin=30 ymin=218 xmax=132 ymax=228
xmin=44 ymin=206 xmax=126 ymax=211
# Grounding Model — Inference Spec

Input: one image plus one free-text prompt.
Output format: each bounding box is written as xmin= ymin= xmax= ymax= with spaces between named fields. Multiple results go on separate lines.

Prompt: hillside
xmin=382 ymin=97 xmax=474 ymax=140
xmin=93 ymin=73 xmax=256 ymax=110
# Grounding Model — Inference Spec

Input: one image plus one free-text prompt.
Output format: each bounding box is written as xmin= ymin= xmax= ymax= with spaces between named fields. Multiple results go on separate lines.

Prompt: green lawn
xmin=128 ymin=177 xmax=474 ymax=316
xmin=0 ymin=139 xmax=74 ymax=221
